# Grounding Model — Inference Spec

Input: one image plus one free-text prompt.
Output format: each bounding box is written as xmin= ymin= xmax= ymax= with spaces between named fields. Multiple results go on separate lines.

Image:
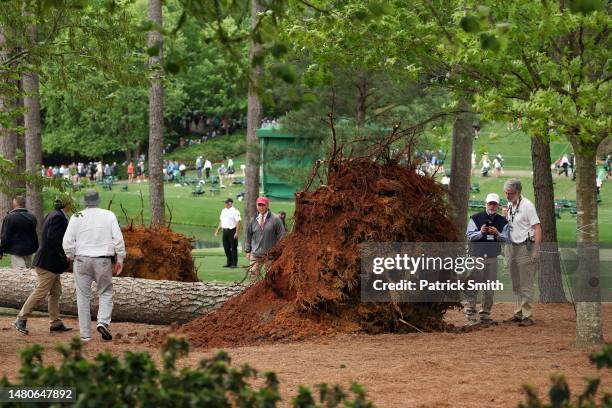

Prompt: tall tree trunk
xmin=0 ymin=268 xmax=244 ymax=324
xmin=572 ymin=147 xmax=603 ymax=346
xmin=23 ymin=23 xmax=44 ymax=239
xmin=147 ymin=0 xmax=165 ymax=228
xmin=0 ymin=26 xmax=18 ymax=219
xmin=244 ymin=0 xmax=264 ymax=224
xmin=531 ymin=133 xmax=566 ymax=302
xmin=15 ymin=81 xmax=26 ymax=180
xmin=355 ymin=78 xmax=367 ymax=127
xmin=447 ymin=98 xmax=473 ymax=239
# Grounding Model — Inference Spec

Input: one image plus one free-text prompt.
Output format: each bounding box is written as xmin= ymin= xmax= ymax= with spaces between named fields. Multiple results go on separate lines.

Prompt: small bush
xmin=0 ymin=336 xmax=374 ymax=408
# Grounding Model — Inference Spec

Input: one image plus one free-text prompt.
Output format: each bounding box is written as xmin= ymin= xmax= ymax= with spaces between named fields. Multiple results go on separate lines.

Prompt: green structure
xmin=257 ymin=126 xmax=312 ymax=199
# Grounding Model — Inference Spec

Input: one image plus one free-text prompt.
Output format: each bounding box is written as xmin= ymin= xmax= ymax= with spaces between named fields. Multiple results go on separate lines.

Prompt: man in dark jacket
xmin=0 ymin=195 xmax=38 ymax=268
xmin=244 ymin=196 xmax=285 ymax=282
xmin=464 ymin=193 xmax=509 ymax=326
xmin=13 ymin=199 xmax=72 ymax=335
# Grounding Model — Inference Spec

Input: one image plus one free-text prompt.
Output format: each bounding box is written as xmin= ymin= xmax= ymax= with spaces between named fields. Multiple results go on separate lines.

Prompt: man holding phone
xmin=465 ymin=193 xmax=509 ymax=326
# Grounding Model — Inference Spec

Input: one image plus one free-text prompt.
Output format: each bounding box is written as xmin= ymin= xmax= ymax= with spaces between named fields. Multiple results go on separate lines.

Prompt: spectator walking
xmin=559 ymin=154 xmax=569 ymax=177
xmin=204 ymin=159 xmax=212 ymax=179
xmin=214 ymin=198 xmax=241 ymax=268
xmin=244 ymin=197 xmax=285 ymax=283
xmin=480 ymin=152 xmax=490 ymax=177
xmin=127 ymin=161 xmax=134 ymax=183
xmin=218 ymin=164 xmax=227 ymax=188
xmin=0 ymin=195 xmax=38 ymax=268
xmin=13 ymin=199 xmax=73 ymax=335
xmin=62 ymin=189 xmax=125 ymax=342
xmin=196 ymin=156 xmax=203 ymax=179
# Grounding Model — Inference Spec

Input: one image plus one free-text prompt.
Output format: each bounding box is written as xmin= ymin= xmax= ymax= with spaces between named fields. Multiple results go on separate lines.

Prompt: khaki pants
xmin=17 ymin=267 xmax=63 ymax=327
xmin=11 ymin=254 xmax=32 ymax=269
xmin=74 ymin=256 xmax=113 ymax=338
xmin=247 ymin=254 xmax=265 ymax=283
xmin=507 ymin=244 xmax=536 ymax=319
xmin=463 ymin=257 xmax=498 ymax=321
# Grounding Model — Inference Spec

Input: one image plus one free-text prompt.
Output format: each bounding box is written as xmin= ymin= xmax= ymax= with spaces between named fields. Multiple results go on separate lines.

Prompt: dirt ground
xmin=1 ymin=303 xmax=610 ymax=408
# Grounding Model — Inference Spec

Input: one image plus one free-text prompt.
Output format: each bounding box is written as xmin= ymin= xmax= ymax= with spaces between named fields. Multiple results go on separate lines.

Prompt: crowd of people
xmin=43 ymin=162 xmax=119 ymax=184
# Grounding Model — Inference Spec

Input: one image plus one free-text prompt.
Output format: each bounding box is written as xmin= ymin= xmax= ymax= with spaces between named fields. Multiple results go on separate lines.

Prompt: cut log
xmin=0 ymin=268 xmax=244 ymax=324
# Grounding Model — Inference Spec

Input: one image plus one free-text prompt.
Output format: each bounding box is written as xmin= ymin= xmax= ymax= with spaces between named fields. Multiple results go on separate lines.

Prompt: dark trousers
xmin=205 ymin=168 xmax=210 ymax=179
xmin=222 ymin=228 xmax=238 ymax=266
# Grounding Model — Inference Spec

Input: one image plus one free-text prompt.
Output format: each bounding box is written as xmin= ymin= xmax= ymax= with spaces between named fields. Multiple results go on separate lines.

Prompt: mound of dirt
xmin=121 ymin=225 xmax=197 ymax=282
xmin=177 ymin=147 xmax=460 ymax=348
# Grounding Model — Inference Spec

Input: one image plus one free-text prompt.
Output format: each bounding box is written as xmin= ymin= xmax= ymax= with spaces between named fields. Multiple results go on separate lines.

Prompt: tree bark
xmin=23 ymin=23 xmax=44 ymax=239
xmin=147 ymin=0 xmax=165 ymax=228
xmin=244 ymin=0 xmax=264 ymax=225
xmin=531 ymin=133 xmax=566 ymax=302
xmin=355 ymin=77 xmax=367 ymax=127
xmin=447 ymin=98 xmax=473 ymax=239
xmin=0 ymin=27 xmax=18 ymax=219
xmin=572 ymin=147 xmax=603 ymax=346
xmin=15 ymin=81 xmax=26 ymax=180
xmin=0 ymin=268 xmax=245 ymax=324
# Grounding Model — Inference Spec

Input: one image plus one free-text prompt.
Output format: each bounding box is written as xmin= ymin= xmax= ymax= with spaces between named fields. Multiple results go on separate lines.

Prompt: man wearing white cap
xmin=465 ymin=192 xmax=509 ymax=326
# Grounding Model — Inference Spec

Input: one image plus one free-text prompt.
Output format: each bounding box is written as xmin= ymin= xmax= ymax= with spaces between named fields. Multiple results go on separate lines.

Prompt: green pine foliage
xmin=0 ymin=336 xmax=375 ymax=408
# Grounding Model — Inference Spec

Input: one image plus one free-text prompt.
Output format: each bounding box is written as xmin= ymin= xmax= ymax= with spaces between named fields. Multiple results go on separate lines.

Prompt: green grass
xmin=193 ymin=248 xmax=251 ymax=282
xmin=99 ymin=171 xmax=295 ymax=228
xmin=165 ymin=132 xmax=246 ymax=166
xmin=464 ymin=174 xmax=612 ymax=244
xmin=470 ymin=122 xmax=573 ymax=170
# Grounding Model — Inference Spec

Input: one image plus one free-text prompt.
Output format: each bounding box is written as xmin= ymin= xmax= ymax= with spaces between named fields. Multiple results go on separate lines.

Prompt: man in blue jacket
xmin=13 ymin=199 xmax=72 ymax=335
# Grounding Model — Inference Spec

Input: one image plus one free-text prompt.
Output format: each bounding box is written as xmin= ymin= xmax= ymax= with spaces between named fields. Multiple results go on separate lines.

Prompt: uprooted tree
xmin=173 ymin=121 xmax=461 ymax=348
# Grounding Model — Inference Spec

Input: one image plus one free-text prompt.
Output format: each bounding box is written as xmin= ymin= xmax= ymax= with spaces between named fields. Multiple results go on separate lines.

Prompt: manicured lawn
xmin=465 ymin=174 xmax=612 ymax=244
xmin=96 ymin=169 xmax=295 ymax=228
xmin=193 ymin=247 xmax=251 ymax=282
xmin=469 ymin=122 xmax=573 ymax=170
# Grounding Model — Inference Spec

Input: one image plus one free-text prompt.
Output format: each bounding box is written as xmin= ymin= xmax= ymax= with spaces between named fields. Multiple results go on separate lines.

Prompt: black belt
xmin=223 ymin=228 xmax=236 ymax=231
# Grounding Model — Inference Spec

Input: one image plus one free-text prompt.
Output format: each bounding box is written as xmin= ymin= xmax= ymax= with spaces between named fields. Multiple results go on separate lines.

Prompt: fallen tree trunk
xmin=0 ymin=268 xmax=244 ymax=324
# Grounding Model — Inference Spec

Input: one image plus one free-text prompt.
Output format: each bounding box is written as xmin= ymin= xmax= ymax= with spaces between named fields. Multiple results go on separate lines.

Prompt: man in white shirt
xmin=503 ymin=179 xmax=541 ymax=327
xmin=214 ymin=198 xmax=241 ymax=268
xmin=204 ymin=159 xmax=212 ymax=179
xmin=62 ymin=189 xmax=125 ymax=342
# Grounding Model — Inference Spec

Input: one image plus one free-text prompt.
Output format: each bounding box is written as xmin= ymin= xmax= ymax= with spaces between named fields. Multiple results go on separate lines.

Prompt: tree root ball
xmin=121 ymin=225 xmax=197 ymax=282
xmin=175 ymin=156 xmax=459 ymax=348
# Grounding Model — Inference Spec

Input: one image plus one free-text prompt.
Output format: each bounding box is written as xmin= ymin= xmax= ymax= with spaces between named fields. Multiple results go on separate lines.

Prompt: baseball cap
xmin=224 ymin=198 xmax=233 ymax=203
xmin=485 ymin=193 xmax=500 ymax=204
xmin=256 ymin=196 xmax=269 ymax=206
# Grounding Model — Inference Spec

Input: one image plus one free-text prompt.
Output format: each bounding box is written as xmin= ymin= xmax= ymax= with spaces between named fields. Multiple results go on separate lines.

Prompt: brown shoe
xmin=518 ymin=318 xmax=534 ymax=327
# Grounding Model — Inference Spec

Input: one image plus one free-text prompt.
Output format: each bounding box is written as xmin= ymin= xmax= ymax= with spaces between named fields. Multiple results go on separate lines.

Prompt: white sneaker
xmin=80 ymin=337 xmax=91 ymax=343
